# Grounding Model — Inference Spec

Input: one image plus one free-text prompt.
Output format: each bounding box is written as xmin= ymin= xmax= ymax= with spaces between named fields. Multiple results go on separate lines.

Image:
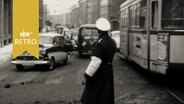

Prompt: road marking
xmin=166 ymin=89 xmax=184 ymax=104
xmin=114 ymin=76 xmax=124 ymax=84
xmin=116 ymin=52 xmax=126 ymax=59
xmin=114 ymin=76 xmax=119 ymax=81
xmin=45 ymin=70 xmax=66 ymax=84
xmin=115 ymin=84 xmax=146 ymax=101
xmin=45 ymin=75 xmax=63 ymax=84
xmin=12 ymin=72 xmax=40 ymax=84
xmin=0 ymin=71 xmax=14 ymax=81
xmin=76 ymin=70 xmax=85 ymax=84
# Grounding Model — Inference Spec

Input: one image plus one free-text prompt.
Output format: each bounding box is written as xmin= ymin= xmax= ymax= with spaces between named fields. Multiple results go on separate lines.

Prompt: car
xmin=12 ymin=32 xmax=73 ymax=71
xmin=63 ymin=29 xmax=78 ymax=50
xmin=72 ymin=30 xmax=78 ymax=41
xmin=63 ymin=29 xmax=73 ymax=38
xmin=111 ymin=31 xmax=120 ymax=51
xmin=55 ymin=26 xmax=64 ymax=34
xmin=77 ymin=24 xmax=99 ymax=57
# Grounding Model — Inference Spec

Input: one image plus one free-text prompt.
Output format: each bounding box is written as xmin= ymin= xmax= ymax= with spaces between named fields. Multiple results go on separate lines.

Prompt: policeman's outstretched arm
xmin=85 ymin=56 xmax=102 ymax=77
xmin=82 ymin=56 xmax=102 ymax=85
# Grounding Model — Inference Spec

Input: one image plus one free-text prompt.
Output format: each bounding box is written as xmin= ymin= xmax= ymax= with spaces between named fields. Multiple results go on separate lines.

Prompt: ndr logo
xmin=14 ymin=29 xmax=37 ymax=45
xmin=20 ymin=29 xmax=32 ymax=38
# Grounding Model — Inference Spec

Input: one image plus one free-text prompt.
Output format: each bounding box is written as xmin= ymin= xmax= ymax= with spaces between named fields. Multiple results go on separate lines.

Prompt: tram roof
xmin=120 ymin=0 xmax=141 ymax=9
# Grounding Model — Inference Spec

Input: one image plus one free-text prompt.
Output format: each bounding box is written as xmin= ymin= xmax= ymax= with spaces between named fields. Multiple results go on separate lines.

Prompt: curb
xmin=0 ymin=55 xmax=12 ymax=65
xmin=116 ymin=52 xmax=126 ymax=59
xmin=0 ymin=44 xmax=12 ymax=65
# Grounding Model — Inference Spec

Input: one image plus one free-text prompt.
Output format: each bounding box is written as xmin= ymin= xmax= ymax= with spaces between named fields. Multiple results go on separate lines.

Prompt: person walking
xmin=81 ymin=18 xmax=117 ymax=104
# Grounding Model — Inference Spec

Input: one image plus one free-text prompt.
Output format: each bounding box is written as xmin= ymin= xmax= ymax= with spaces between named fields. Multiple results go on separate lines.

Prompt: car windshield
xmin=64 ymin=31 xmax=73 ymax=35
xmin=81 ymin=28 xmax=98 ymax=36
xmin=39 ymin=36 xmax=53 ymax=44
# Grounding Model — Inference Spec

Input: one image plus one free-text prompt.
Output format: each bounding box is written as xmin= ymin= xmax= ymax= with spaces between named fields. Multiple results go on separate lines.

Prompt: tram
xmin=119 ymin=0 xmax=184 ymax=74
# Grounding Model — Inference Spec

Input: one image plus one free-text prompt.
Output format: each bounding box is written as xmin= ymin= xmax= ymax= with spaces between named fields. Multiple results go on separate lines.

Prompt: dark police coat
xmin=81 ymin=34 xmax=117 ymax=104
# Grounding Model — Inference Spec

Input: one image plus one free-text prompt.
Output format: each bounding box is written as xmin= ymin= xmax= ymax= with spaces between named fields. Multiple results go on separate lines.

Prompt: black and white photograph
xmin=0 ymin=0 xmax=184 ymax=104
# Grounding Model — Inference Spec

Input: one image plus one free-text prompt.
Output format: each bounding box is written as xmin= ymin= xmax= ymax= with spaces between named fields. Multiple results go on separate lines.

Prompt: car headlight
xmin=40 ymin=49 xmax=47 ymax=55
xmin=82 ymin=41 xmax=86 ymax=46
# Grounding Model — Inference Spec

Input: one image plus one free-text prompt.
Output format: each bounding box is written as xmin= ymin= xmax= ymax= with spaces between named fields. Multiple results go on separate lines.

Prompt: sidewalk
xmin=0 ymin=44 xmax=12 ymax=64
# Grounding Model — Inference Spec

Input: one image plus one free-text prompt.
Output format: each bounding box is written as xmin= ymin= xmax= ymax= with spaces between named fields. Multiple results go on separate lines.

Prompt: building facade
xmin=70 ymin=4 xmax=80 ymax=28
xmin=45 ymin=0 xmax=127 ymax=30
xmin=48 ymin=14 xmax=63 ymax=26
xmin=0 ymin=0 xmax=45 ymax=48
xmin=65 ymin=12 xmax=71 ymax=25
xmin=43 ymin=4 xmax=48 ymax=22
xmin=39 ymin=0 xmax=44 ymax=31
xmin=100 ymin=0 xmax=126 ymax=30
xmin=0 ymin=0 xmax=12 ymax=48
xmin=86 ymin=0 xmax=100 ymax=24
xmin=78 ymin=0 xmax=126 ymax=30
xmin=78 ymin=0 xmax=88 ymax=25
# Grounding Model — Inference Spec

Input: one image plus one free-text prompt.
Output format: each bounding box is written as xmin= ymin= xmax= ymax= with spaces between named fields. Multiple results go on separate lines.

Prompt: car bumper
xmin=12 ymin=60 xmax=50 ymax=66
xmin=79 ymin=50 xmax=92 ymax=54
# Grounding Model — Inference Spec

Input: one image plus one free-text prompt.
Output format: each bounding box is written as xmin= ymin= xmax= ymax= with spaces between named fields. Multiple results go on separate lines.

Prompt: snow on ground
xmin=0 ymin=44 xmax=12 ymax=64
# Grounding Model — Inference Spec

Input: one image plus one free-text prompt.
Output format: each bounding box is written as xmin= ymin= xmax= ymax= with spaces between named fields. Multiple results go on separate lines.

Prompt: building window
xmin=8 ymin=39 xmax=11 ymax=43
xmin=4 ymin=40 xmax=7 ymax=45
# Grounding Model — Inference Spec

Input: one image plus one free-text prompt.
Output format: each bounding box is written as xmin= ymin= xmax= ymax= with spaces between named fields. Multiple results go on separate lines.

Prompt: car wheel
xmin=16 ymin=65 xmax=24 ymax=71
xmin=47 ymin=57 xmax=55 ymax=70
xmin=63 ymin=54 xmax=70 ymax=65
xmin=79 ymin=52 xmax=83 ymax=58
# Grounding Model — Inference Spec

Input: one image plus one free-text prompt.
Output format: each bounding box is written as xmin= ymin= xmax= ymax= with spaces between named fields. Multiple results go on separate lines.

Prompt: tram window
xmin=140 ymin=0 xmax=146 ymax=29
xmin=162 ymin=0 xmax=184 ymax=29
xmin=132 ymin=4 xmax=137 ymax=28
xmin=129 ymin=6 xmax=133 ymax=28
xmin=130 ymin=5 xmax=137 ymax=28
xmin=121 ymin=10 xmax=125 ymax=28
xmin=141 ymin=0 xmax=147 ymax=7
xmin=129 ymin=2 xmax=146 ymax=29
xmin=140 ymin=7 xmax=146 ymax=28
xmin=136 ymin=3 xmax=141 ymax=28
xmin=151 ymin=1 xmax=158 ymax=29
xmin=125 ymin=9 xmax=128 ymax=28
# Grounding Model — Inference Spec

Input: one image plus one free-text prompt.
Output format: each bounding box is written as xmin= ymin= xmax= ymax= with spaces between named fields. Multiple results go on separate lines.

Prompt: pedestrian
xmin=81 ymin=18 xmax=117 ymax=104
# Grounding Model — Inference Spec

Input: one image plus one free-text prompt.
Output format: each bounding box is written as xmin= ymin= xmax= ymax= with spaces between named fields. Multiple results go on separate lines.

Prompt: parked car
xmin=111 ymin=31 xmax=120 ymax=51
xmin=77 ymin=24 xmax=99 ymax=57
xmin=12 ymin=32 xmax=73 ymax=71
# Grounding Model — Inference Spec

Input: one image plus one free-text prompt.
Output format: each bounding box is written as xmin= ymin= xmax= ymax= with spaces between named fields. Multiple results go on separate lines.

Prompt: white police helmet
xmin=96 ymin=18 xmax=111 ymax=31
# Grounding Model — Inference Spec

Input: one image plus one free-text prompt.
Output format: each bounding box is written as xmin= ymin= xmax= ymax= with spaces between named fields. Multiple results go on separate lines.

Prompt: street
xmin=0 ymin=52 xmax=183 ymax=104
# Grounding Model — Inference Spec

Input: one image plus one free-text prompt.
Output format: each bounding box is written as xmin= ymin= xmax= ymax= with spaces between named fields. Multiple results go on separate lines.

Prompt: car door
xmin=56 ymin=36 xmax=69 ymax=62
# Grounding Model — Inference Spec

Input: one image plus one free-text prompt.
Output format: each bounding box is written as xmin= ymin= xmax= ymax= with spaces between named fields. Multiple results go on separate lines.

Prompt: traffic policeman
xmin=81 ymin=18 xmax=117 ymax=104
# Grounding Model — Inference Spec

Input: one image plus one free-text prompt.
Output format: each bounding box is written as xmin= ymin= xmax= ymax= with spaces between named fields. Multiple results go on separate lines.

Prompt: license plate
xmin=88 ymin=50 xmax=92 ymax=54
xmin=22 ymin=63 xmax=34 ymax=66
